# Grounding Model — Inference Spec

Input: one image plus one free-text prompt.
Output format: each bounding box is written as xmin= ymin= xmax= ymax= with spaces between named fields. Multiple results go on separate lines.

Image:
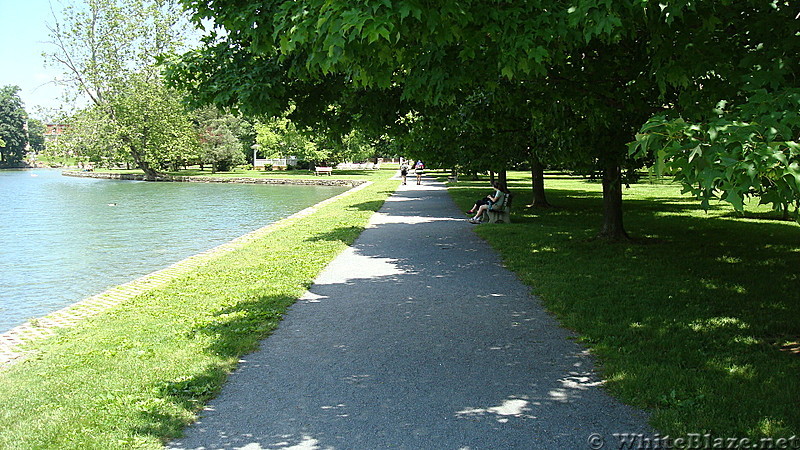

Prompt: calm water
xmin=0 ymin=169 xmax=348 ymax=333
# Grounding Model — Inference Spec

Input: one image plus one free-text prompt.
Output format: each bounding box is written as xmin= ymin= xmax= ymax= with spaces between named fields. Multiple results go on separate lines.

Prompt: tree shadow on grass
xmin=347 ymin=200 xmax=386 ymax=212
xmin=503 ymin=186 xmax=798 ymax=235
xmin=489 ymin=200 xmax=800 ymax=436
xmin=191 ymin=294 xmax=298 ymax=358
xmin=305 ymin=226 xmax=366 ymax=244
xmin=717 ymin=209 xmax=799 ymax=222
xmin=451 ymin=180 xmax=799 ymax=434
xmin=141 ymin=368 xmax=228 ymax=439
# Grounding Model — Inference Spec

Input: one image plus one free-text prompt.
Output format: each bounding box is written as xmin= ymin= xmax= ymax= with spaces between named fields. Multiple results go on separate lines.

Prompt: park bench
xmin=314 ymin=166 xmax=333 ymax=176
xmin=481 ymin=192 xmax=513 ymax=223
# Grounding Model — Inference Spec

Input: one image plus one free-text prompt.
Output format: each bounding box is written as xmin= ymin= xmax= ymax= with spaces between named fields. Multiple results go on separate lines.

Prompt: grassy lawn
xmin=0 ymin=170 xmax=399 ymax=449
xmin=447 ymin=172 xmax=799 ymax=439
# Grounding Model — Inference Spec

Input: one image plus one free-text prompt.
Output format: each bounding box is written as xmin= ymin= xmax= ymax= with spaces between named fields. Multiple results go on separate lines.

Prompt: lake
xmin=0 ymin=169 xmax=349 ymax=333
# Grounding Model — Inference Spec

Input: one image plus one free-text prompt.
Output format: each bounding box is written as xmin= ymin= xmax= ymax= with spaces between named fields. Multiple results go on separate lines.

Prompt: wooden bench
xmin=481 ymin=193 xmax=513 ymax=223
xmin=314 ymin=166 xmax=333 ymax=176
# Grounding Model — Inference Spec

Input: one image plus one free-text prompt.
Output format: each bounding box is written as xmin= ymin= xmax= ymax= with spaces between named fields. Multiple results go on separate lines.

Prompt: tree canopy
xmin=171 ymin=0 xmax=800 ymax=233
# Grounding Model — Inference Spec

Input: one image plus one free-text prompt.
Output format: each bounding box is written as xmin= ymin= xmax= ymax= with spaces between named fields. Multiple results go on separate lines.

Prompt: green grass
xmin=30 ymin=155 xmax=82 ymax=168
xmin=448 ymin=172 xmax=800 ymax=438
xmin=0 ymin=170 xmax=399 ymax=449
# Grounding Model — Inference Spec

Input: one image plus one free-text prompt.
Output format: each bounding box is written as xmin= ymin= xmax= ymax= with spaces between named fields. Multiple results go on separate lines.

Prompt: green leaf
xmin=723 ymin=190 xmax=744 ymax=211
xmin=399 ymin=4 xmax=411 ymax=20
xmin=708 ymin=126 xmax=718 ymax=142
xmin=688 ymin=145 xmax=702 ymax=163
xmin=378 ymin=26 xmax=391 ymax=42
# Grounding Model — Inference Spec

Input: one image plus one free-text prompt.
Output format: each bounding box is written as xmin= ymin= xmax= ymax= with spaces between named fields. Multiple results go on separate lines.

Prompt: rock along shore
xmin=62 ymin=170 xmax=365 ymax=187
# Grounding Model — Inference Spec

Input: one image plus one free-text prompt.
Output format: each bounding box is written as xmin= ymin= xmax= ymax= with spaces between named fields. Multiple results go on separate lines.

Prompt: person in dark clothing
xmin=400 ymin=161 xmax=409 ymax=185
xmin=466 ymin=181 xmax=502 ymax=214
xmin=414 ymin=161 xmax=424 ymax=185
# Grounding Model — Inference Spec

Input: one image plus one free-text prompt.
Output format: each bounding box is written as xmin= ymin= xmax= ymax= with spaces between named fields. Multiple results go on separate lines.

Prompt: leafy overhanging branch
xmin=631 ymin=89 xmax=800 ymax=220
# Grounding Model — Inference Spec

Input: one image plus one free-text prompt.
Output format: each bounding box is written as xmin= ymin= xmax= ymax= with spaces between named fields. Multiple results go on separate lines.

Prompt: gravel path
xmin=169 ymin=177 xmax=651 ymax=449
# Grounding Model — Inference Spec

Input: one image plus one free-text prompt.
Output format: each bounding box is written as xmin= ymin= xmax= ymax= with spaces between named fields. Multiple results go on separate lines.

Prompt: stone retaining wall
xmin=62 ymin=171 xmax=365 ymax=187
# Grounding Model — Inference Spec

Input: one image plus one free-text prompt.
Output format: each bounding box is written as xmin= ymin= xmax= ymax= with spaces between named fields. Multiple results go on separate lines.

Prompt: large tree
xmin=53 ymin=74 xmax=199 ymax=173
xmin=192 ymin=106 xmax=256 ymax=168
xmin=255 ymin=109 xmax=325 ymax=164
xmin=548 ymin=0 xmax=799 ymax=220
xmin=198 ymin=121 xmax=245 ymax=172
xmin=46 ymin=0 xmax=198 ymax=178
xmin=0 ymin=86 xmax=28 ymax=166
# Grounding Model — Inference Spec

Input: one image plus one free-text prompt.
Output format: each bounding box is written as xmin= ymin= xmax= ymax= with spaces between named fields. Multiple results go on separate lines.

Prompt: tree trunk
xmin=138 ymin=160 xmax=162 ymax=180
xmin=497 ymin=170 xmax=508 ymax=192
xmin=121 ymin=135 xmax=162 ymax=181
xmin=103 ymin=107 xmax=162 ymax=180
xmin=529 ymin=156 xmax=551 ymax=207
xmin=598 ymin=158 xmax=629 ymax=240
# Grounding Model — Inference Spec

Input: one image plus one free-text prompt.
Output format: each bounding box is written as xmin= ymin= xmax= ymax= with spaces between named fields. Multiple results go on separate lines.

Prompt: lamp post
xmin=251 ymin=144 xmax=260 ymax=167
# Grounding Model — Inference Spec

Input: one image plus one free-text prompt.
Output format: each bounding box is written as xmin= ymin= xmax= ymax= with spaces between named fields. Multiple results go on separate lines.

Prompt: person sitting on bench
xmin=468 ymin=181 xmax=508 ymax=224
xmin=466 ymin=186 xmax=497 ymax=215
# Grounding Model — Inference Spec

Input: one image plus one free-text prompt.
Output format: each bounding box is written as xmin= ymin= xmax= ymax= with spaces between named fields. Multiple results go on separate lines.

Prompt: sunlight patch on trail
xmin=456 ymin=396 xmax=535 ymax=423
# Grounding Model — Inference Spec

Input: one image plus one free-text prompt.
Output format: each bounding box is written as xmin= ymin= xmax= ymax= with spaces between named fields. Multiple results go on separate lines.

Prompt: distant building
xmin=253 ymin=155 xmax=299 ymax=170
xmin=44 ymin=123 xmax=69 ymax=143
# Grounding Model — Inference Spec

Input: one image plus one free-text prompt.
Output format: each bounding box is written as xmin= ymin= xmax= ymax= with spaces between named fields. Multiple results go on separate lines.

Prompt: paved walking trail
xmin=169 ymin=177 xmax=651 ymax=449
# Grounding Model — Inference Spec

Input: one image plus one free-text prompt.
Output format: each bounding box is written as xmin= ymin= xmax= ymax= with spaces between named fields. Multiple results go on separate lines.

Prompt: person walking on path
xmin=400 ymin=160 xmax=410 ymax=185
xmin=414 ymin=160 xmax=424 ymax=184
xmin=169 ymin=180 xmax=651 ymax=449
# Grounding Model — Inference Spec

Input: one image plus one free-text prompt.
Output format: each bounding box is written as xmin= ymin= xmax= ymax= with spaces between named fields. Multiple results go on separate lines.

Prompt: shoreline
xmin=62 ymin=170 xmax=365 ymax=187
